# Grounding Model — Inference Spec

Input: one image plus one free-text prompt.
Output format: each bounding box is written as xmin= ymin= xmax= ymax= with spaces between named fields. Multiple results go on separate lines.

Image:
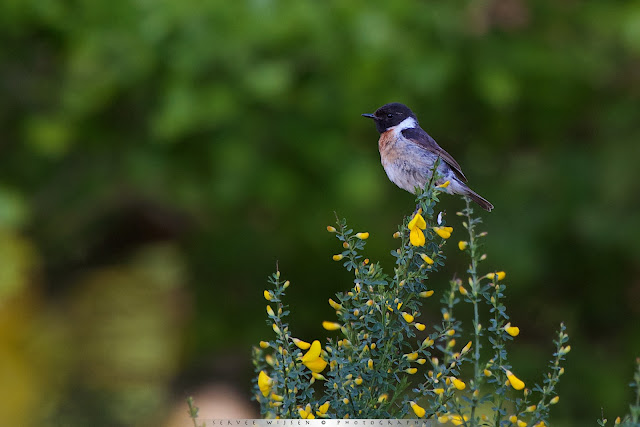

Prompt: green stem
xmin=492 ymin=288 xmax=506 ymax=427
xmin=464 ymin=198 xmax=482 ymax=426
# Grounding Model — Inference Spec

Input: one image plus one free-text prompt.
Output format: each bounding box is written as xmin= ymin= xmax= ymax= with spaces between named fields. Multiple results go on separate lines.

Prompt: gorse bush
xmin=252 ymin=176 xmax=568 ymax=425
xmin=245 ymin=174 xmax=640 ymax=426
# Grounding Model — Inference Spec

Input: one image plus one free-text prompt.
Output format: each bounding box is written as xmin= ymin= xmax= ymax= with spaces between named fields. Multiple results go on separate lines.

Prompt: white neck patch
xmin=392 ymin=117 xmax=418 ymax=132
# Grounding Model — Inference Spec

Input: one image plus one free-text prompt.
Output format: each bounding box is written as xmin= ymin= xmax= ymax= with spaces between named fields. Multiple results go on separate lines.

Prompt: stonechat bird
xmin=362 ymin=102 xmax=493 ymax=212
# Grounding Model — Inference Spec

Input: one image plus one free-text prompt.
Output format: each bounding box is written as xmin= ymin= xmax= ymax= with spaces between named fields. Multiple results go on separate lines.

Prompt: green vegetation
xmin=0 ymin=1 xmax=639 ymax=425
xmin=253 ymin=181 xmax=570 ymax=426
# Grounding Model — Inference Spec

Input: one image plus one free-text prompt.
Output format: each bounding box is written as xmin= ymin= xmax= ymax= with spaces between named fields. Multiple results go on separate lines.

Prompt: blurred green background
xmin=1 ymin=0 xmax=639 ymax=425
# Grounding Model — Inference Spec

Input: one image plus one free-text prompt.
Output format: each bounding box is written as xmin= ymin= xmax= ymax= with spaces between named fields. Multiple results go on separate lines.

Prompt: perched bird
xmin=362 ymin=102 xmax=493 ymax=212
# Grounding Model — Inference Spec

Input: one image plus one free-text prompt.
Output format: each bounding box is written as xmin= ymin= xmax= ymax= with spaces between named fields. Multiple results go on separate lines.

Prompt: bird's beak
xmin=361 ymin=113 xmax=375 ymax=119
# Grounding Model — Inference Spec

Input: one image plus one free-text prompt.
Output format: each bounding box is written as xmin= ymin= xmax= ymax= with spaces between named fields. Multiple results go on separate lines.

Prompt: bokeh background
xmin=1 ymin=0 xmax=639 ymax=425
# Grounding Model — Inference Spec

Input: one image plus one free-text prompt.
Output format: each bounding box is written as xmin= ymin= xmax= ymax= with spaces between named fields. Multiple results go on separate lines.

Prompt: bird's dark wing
xmin=401 ymin=127 xmax=467 ymax=182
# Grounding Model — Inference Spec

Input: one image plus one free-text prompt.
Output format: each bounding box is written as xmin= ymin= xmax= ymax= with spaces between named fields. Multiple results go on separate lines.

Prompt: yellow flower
xmin=486 ymin=271 xmax=506 ymax=281
xmin=415 ymin=322 xmax=426 ymax=331
xmin=417 ymin=358 xmax=426 ymax=365
xmin=446 ymin=329 xmax=455 ymax=336
xmin=615 ymin=417 xmax=621 ymax=425
xmin=505 ymin=369 xmax=525 ymax=390
xmin=408 ymin=211 xmax=427 ymax=247
xmin=318 ymin=402 xmax=330 ymax=415
xmin=458 ymin=241 xmax=468 ymax=250
xmin=299 ymin=404 xmax=313 ymax=419
xmin=328 ymin=298 xmax=342 ymax=310
xmin=327 ymin=226 xmax=336 ymax=232
xmin=272 ymin=323 xmax=280 ymax=334
xmin=526 ymin=405 xmax=536 ymax=412
xmin=301 ymin=341 xmax=328 ymax=373
xmin=420 ymin=253 xmax=435 ymax=265
xmin=265 ymin=354 xmax=275 ymax=366
xmin=452 ymin=378 xmax=466 ymax=390
xmin=504 ymin=323 xmax=520 ymax=337
xmin=378 ymin=393 xmax=388 ymax=403
xmin=304 ymin=357 xmax=327 ymax=374
xmin=406 ymin=367 xmax=418 ymax=374
xmin=433 ymin=226 xmax=453 ymax=239
xmin=405 ymin=352 xmax=419 ymax=361
xmin=458 ymin=285 xmax=468 ymax=296
xmin=312 ymin=372 xmax=326 ymax=380
xmin=270 ymin=393 xmax=283 ymax=402
xmin=422 ymin=338 xmax=434 ymax=347
xmin=301 ymin=340 xmax=321 ymax=361
xmin=259 ymin=341 xmax=270 ymax=349
xmin=484 ymin=369 xmax=492 ymax=377
xmin=283 ymin=280 xmax=290 ymax=289
xmin=367 ymin=359 xmax=374 ymax=369
xmin=342 ymin=398 xmax=349 ymax=405
xmin=550 ymin=396 xmax=559 ymax=404
xmin=258 ymin=371 xmax=273 ymax=397
xmin=509 ymin=415 xmax=518 ymax=423
xmin=266 ymin=305 xmax=275 ymax=317
xmin=419 ymin=290 xmax=435 ymax=298
xmin=402 ymin=312 xmax=415 ymax=323
xmin=393 ymin=231 xmax=401 ymax=239
xmin=409 ymin=401 xmax=426 ymax=418
xmin=322 ymin=321 xmax=342 ymax=331
xmin=450 ymin=415 xmax=469 ymax=426
xmin=437 ymin=180 xmax=451 ymax=188
xmin=292 ymin=338 xmax=311 ymax=350
xmin=517 ymin=420 xmax=527 ymax=427
xmin=332 ymin=254 xmax=344 ymax=261
xmin=461 ymin=341 xmax=472 ymax=353
xmin=355 ymin=377 xmax=363 ymax=385
xmin=433 ymin=388 xmax=444 ymax=395
xmin=264 ymin=290 xmax=273 ymax=301
xmin=355 ymin=232 xmax=369 ymax=239
xmin=438 ymin=414 xmax=450 ymax=423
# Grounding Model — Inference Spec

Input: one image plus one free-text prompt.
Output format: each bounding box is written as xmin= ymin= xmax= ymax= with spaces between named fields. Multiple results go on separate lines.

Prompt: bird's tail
xmin=465 ymin=188 xmax=494 ymax=212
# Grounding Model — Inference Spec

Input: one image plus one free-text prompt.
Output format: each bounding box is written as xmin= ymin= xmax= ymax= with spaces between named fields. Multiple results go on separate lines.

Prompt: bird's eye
xmin=387 ymin=113 xmax=393 ymax=118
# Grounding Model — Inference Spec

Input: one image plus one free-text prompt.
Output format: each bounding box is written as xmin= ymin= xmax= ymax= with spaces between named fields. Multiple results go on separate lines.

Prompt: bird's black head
xmin=362 ymin=102 xmax=418 ymax=133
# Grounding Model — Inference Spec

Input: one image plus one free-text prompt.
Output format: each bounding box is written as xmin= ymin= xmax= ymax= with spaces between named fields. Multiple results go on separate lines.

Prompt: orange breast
xmin=378 ymin=129 xmax=395 ymax=153
xmin=378 ymin=129 xmax=404 ymax=169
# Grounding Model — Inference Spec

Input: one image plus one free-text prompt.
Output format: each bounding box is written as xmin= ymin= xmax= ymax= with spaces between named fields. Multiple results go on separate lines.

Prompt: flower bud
xmin=322 ymin=321 xmax=341 ymax=331
xmin=452 ymin=378 xmax=466 ymax=390
xmin=409 ymin=401 xmax=425 ymax=418
xmin=420 ymin=253 xmax=435 ymax=265
xmin=402 ymin=312 xmax=415 ymax=323
xmin=504 ymin=323 xmax=520 ymax=337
